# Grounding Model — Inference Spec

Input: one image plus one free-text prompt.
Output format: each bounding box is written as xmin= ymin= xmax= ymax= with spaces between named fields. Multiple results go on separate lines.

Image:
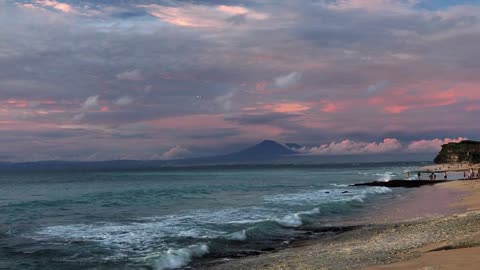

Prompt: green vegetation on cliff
xmin=434 ymin=140 xmax=480 ymax=164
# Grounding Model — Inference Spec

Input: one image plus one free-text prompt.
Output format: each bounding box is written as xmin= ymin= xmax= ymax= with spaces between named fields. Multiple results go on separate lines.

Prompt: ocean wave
xmin=35 ymin=187 xmax=392 ymax=249
xmin=330 ymin=184 xmax=349 ymax=187
xmin=148 ymin=244 xmax=209 ymax=270
xmin=374 ymin=172 xmax=396 ymax=181
xmin=227 ymin=229 xmax=248 ymax=241
xmin=33 ymin=207 xmax=281 ymax=255
xmin=275 ymin=208 xmax=320 ymax=227
xmin=263 ymin=186 xmax=392 ymax=206
xmin=32 ymin=186 xmax=391 ymax=268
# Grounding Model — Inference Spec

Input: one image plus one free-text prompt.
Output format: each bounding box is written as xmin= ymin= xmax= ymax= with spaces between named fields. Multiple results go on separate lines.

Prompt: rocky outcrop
xmin=434 ymin=140 xmax=480 ymax=164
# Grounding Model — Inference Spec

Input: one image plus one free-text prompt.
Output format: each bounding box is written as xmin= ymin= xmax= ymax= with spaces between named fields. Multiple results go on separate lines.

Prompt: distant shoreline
xmin=0 ymin=160 xmax=428 ymax=172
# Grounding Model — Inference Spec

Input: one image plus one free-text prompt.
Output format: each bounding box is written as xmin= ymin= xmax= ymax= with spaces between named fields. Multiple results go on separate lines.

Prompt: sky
xmin=1 ymin=0 xmax=480 ymax=161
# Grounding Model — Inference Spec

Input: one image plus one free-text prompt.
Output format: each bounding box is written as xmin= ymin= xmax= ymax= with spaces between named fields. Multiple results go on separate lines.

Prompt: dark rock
xmin=352 ymin=180 xmax=448 ymax=188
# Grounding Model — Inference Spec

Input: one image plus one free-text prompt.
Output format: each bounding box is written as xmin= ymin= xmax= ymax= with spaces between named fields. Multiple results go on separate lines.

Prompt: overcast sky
xmin=1 ymin=0 xmax=479 ymax=161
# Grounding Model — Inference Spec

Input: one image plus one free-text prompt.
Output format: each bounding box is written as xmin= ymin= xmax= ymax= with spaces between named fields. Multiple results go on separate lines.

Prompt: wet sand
xmin=201 ymin=180 xmax=480 ymax=270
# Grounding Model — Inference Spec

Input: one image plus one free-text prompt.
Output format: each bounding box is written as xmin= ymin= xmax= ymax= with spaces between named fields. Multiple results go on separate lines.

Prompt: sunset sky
xmin=1 ymin=0 xmax=479 ymax=161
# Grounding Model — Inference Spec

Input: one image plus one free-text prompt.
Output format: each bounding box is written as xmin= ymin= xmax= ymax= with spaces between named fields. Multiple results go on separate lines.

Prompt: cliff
xmin=434 ymin=140 xmax=480 ymax=164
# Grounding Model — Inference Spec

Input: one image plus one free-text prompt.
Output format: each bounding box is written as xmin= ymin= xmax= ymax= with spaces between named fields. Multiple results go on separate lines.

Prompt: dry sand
xmin=200 ymin=180 xmax=480 ymax=270
xmin=364 ymin=180 xmax=480 ymax=270
xmin=364 ymin=247 xmax=480 ymax=270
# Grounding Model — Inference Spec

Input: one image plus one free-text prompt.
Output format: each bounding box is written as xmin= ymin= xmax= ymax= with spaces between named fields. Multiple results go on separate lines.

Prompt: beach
xmin=200 ymin=179 xmax=480 ymax=270
xmin=418 ymin=163 xmax=480 ymax=173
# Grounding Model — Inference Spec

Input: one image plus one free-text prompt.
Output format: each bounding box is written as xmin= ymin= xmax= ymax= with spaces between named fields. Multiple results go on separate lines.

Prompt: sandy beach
xmin=418 ymin=163 xmax=480 ymax=173
xmin=365 ymin=180 xmax=480 ymax=270
xmin=199 ymin=179 xmax=480 ymax=270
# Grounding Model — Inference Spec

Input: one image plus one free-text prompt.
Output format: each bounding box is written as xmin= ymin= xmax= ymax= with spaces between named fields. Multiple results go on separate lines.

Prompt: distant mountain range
xmin=0 ymin=140 xmax=434 ymax=171
xmin=166 ymin=140 xmax=297 ymax=165
xmin=0 ymin=140 xmax=299 ymax=171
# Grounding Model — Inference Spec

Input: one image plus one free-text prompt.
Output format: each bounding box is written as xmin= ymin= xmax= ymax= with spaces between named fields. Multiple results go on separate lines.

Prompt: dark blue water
xmin=0 ymin=163 xmax=419 ymax=269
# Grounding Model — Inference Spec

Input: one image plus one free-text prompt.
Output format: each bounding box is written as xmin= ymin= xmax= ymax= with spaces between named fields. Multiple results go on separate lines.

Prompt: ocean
xmin=0 ymin=162 xmax=423 ymax=270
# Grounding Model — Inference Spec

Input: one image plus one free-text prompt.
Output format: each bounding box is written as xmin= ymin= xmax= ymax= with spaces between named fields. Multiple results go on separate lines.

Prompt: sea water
xmin=0 ymin=163 xmax=422 ymax=269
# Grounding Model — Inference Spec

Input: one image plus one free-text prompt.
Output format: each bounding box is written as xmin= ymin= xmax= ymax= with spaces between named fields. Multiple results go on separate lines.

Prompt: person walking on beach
xmin=433 ymin=173 xmax=437 ymax=181
xmin=444 ymin=171 xmax=448 ymax=180
xmin=464 ymin=171 xmax=467 ymax=180
xmin=418 ymin=172 xmax=421 ymax=180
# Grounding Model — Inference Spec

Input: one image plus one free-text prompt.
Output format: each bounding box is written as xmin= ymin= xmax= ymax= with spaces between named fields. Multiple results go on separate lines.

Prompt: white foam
xmin=276 ymin=213 xmax=303 ymax=227
xmin=366 ymin=186 xmax=392 ymax=194
xmin=150 ymin=244 xmax=209 ymax=270
xmin=375 ymin=172 xmax=396 ymax=181
xmin=33 ymin=206 xmax=284 ymax=260
xmin=227 ymin=229 xmax=248 ymax=241
xmin=330 ymin=184 xmax=349 ymax=187
xmin=264 ymin=187 xmax=391 ymax=206
xmin=33 ymin=184 xmax=392 ymax=268
xmin=275 ymin=208 xmax=320 ymax=227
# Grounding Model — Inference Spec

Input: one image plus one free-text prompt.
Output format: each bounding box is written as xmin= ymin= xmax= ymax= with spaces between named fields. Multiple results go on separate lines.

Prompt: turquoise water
xmin=0 ymin=163 xmax=420 ymax=269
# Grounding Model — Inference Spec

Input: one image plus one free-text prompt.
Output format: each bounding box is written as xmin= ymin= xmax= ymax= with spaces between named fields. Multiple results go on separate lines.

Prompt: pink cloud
xmin=141 ymin=4 xmax=267 ymax=28
xmin=100 ymin=106 xmax=110 ymax=112
xmin=6 ymin=99 xmax=29 ymax=108
xmin=216 ymin=5 xmax=249 ymax=15
xmin=35 ymin=0 xmax=74 ymax=13
xmin=5 ymin=99 xmax=59 ymax=107
xmin=303 ymin=138 xmax=402 ymax=155
xmin=263 ymin=102 xmax=311 ymax=113
xmin=407 ymin=137 xmax=468 ymax=152
xmin=217 ymin=5 xmax=268 ymax=20
xmin=321 ymin=100 xmax=343 ymax=113
xmin=369 ymin=86 xmax=459 ymax=114
xmin=384 ymin=105 xmax=409 ymax=114
xmin=255 ymin=82 xmax=267 ymax=92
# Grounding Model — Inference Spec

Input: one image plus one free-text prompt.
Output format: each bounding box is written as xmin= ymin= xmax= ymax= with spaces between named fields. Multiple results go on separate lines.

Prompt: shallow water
xmin=0 ymin=163 xmax=421 ymax=270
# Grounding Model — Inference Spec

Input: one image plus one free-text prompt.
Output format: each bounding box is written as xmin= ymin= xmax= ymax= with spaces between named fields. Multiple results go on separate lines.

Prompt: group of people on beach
xmin=463 ymin=168 xmax=480 ymax=180
xmin=425 ymin=172 xmax=447 ymax=181
xmin=409 ymin=171 xmax=447 ymax=181
xmin=407 ymin=168 xmax=480 ymax=181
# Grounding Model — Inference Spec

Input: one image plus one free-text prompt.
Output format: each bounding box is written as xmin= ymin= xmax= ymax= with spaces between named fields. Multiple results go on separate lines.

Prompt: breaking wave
xmin=33 ymin=185 xmax=392 ymax=269
xmin=148 ymin=244 xmax=209 ymax=270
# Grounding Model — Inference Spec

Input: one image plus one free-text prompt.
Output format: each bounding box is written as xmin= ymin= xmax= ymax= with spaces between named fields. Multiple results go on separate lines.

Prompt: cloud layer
xmin=0 ymin=0 xmax=479 ymax=160
xmin=299 ymin=137 xmax=469 ymax=156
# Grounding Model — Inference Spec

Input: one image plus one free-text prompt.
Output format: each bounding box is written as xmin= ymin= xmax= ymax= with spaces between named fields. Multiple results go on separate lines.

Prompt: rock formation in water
xmin=434 ymin=140 xmax=480 ymax=164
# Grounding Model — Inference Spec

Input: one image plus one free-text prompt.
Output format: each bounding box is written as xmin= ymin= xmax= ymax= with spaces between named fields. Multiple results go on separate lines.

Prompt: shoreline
xmin=418 ymin=162 xmax=480 ymax=173
xmin=198 ymin=180 xmax=480 ymax=270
